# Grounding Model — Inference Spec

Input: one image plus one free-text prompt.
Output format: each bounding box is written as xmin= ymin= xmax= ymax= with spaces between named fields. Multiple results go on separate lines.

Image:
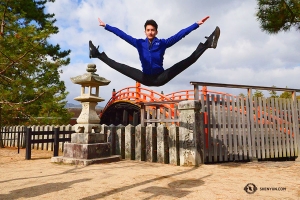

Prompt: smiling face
xmin=145 ymin=25 xmax=158 ymax=42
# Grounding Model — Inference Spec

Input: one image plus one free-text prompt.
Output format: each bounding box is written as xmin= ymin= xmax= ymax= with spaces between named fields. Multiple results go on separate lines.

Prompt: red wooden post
xmin=202 ymin=86 xmax=207 ymax=101
xmin=136 ymin=82 xmax=141 ymax=101
xmin=112 ymin=89 xmax=116 ymax=101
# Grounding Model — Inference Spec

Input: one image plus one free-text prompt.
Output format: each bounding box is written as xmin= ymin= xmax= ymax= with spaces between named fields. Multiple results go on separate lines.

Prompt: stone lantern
xmin=52 ymin=64 xmax=121 ymax=165
xmin=71 ymin=63 xmax=109 ymax=135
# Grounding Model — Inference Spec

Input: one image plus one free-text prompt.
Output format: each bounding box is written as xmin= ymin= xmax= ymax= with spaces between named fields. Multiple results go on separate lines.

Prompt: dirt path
xmin=0 ymin=147 xmax=299 ymax=200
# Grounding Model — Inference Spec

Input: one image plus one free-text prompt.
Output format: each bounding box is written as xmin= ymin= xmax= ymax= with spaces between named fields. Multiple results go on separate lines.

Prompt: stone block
xmin=71 ymin=132 xmax=105 ymax=144
xmin=125 ymin=124 xmax=135 ymax=160
xmin=146 ymin=124 xmax=157 ymax=162
xmin=178 ymin=100 xmax=202 ymax=166
xmin=63 ymin=142 xmax=111 ymax=159
xmin=135 ymin=125 xmax=142 ymax=161
xmin=116 ymin=125 xmax=125 ymax=158
xmin=169 ymin=125 xmax=179 ymax=165
xmin=157 ymin=124 xmax=169 ymax=164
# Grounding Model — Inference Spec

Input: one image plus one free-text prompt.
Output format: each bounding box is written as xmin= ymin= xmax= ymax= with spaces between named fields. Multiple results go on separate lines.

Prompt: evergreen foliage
xmin=0 ymin=0 xmax=72 ymax=125
xmin=256 ymin=0 xmax=300 ymax=34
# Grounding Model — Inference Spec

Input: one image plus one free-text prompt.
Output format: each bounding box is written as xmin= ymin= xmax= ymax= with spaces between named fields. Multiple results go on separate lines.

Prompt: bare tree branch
xmin=0 ymin=91 xmax=45 ymax=105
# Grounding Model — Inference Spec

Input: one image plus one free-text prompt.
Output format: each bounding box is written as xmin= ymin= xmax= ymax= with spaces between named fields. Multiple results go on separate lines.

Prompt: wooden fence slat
xmin=3 ymin=128 xmax=5 ymax=147
xmin=259 ymin=97 xmax=265 ymax=159
xmin=248 ymin=90 xmax=256 ymax=160
xmin=12 ymin=126 xmax=16 ymax=147
xmin=236 ymin=97 xmax=242 ymax=161
xmin=267 ymin=98 xmax=272 ymax=159
xmin=222 ymin=95 xmax=228 ymax=161
xmin=232 ymin=96 xmax=238 ymax=161
xmin=275 ymin=98 xmax=282 ymax=158
xmin=211 ymin=94 xmax=217 ymax=162
xmin=206 ymin=94 xmax=212 ymax=163
xmin=216 ymin=95 xmax=222 ymax=162
xmin=9 ymin=127 xmax=12 ymax=147
xmin=226 ymin=96 xmax=233 ymax=161
xmin=279 ymin=99 xmax=287 ymax=157
xmin=241 ymin=97 xmax=247 ymax=160
xmin=254 ymin=97 xmax=261 ymax=159
xmin=266 ymin=99 xmax=275 ymax=158
xmin=271 ymin=98 xmax=278 ymax=158
xmin=287 ymin=99 xmax=294 ymax=157
xmin=295 ymin=100 xmax=300 ymax=156
xmin=283 ymin=99 xmax=290 ymax=157
xmin=201 ymin=94 xmax=208 ymax=161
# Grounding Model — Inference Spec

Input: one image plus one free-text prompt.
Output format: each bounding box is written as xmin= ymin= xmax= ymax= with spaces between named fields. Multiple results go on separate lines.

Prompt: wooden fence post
xmin=53 ymin=128 xmax=59 ymax=157
xmin=17 ymin=131 xmax=20 ymax=154
xmin=25 ymin=127 xmax=32 ymax=160
xmin=247 ymin=88 xmax=257 ymax=162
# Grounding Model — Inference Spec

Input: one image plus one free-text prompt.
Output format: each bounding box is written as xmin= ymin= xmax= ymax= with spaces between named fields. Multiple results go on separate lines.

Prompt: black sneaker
xmin=205 ymin=26 xmax=220 ymax=49
xmin=89 ymin=40 xmax=101 ymax=58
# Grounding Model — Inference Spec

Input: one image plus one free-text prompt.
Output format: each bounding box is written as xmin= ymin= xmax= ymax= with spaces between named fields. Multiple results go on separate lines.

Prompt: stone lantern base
xmin=51 ymin=141 xmax=121 ymax=166
xmin=51 ymin=143 xmax=121 ymax=166
xmin=51 ymin=131 xmax=121 ymax=166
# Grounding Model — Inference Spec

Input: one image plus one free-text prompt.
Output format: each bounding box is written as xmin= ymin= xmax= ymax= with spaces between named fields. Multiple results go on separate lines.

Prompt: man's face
xmin=145 ymin=25 xmax=158 ymax=41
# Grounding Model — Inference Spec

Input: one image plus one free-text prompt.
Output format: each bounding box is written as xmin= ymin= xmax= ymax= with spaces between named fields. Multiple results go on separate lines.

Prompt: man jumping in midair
xmin=89 ymin=16 xmax=220 ymax=86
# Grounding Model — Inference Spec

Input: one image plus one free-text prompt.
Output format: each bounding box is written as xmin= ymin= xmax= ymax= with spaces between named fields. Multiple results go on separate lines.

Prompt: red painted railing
xmin=101 ymin=82 xmax=233 ymax=118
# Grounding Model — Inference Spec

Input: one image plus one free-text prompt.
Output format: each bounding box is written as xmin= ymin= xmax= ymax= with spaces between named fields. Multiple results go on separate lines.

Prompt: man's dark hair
xmin=144 ymin=19 xmax=158 ymax=30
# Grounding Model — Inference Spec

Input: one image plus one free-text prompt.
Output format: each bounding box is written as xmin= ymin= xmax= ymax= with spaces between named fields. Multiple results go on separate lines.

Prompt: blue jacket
xmin=105 ymin=23 xmax=199 ymax=75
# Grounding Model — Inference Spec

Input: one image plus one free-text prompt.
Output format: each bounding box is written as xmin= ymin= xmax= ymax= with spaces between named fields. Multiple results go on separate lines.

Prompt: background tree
xmin=256 ymin=0 xmax=300 ymax=34
xmin=238 ymin=93 xmax=246 ymax=98
xmin=253 ymin=89 xmax=264 ymax=98
xmin=0 ymin=0 xmax=72 ymax=126
xmin=279 ymin=91 xmax=293 ymax=98
xmin=269 ymin=85 xmax=279 ymax=98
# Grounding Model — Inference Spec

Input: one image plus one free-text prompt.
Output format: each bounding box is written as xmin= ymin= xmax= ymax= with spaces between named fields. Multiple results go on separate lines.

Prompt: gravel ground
xmin=0 ymin=147 xmax=299 ymax=200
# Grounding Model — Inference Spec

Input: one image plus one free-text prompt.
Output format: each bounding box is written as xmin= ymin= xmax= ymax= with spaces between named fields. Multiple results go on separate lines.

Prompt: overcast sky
xmin=46 ymin=0 xmax=300 ymax=106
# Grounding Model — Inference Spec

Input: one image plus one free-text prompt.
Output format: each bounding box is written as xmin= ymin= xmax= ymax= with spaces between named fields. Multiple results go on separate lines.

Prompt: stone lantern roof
xmin=70 ymin=63 xmax=110 ymax=86
xmin=70 ymin=64 xmax=110 ymax=102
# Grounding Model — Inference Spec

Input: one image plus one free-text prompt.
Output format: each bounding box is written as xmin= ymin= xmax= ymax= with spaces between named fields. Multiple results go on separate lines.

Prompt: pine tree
xmin=256 ymin=0 xmax=300 ymax=34
xmin=0 ymin=0 xmax=72 ymax=125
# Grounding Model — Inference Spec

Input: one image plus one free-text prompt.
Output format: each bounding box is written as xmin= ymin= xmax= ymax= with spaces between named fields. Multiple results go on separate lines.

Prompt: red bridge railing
xmin=100 ymin=82 xmax=233 ymax=119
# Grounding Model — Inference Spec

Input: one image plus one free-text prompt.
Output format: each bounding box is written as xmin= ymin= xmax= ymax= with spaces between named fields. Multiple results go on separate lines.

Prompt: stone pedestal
xmin=51 ymin=63 xmax=121 ymax=166
xmin=51 ymin=142 xmax=120 ymax=165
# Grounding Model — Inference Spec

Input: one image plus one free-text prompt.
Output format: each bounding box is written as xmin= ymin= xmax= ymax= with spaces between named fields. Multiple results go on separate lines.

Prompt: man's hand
xmin=197 ymin=16 xmax=210 ymax=25
xmin=98 ymin=18 xmax=106 ymax=27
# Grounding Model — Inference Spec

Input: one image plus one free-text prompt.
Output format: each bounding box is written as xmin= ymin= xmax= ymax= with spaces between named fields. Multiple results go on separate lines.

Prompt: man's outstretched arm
xmin=98 ymin=18 xmax=137 ymax=47
xmin=98 ymin=18 xmax=106 ymax=27
xmin=197 ymin=16 xmax=209 ymax=25
xmin=165 ymin=16 xmax=210 ymax=48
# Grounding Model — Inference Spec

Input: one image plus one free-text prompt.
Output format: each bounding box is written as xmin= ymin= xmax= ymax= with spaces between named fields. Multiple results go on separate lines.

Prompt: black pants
xmin=98 ymin=42 xmax=208 ymax=86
